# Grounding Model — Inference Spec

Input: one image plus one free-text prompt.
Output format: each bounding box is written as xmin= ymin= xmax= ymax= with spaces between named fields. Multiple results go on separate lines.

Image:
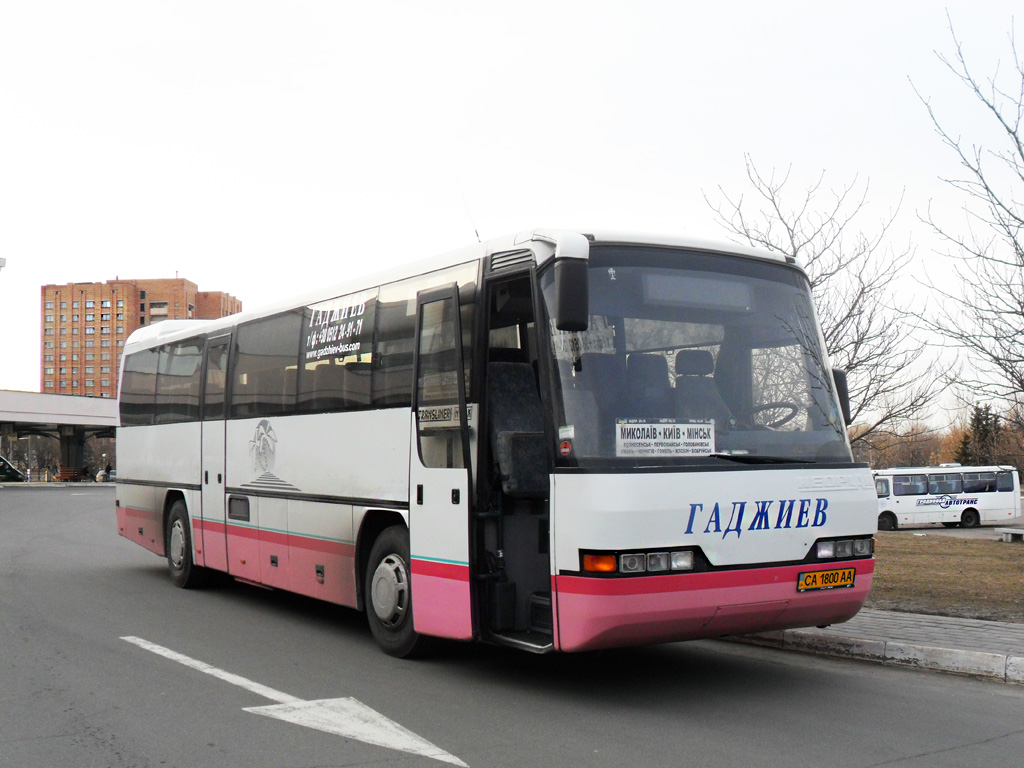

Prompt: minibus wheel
xmin=960 ymin=508 xmax=981 ymax=528
xmin=877 ymin=512 xmax=896 ymax=532
xmin=364 ymin=526 xmax=432 ymax=658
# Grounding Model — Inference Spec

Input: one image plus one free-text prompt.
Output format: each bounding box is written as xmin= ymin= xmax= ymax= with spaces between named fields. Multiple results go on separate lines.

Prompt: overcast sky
xmin=0 ymin=1 xmax=1018 ymax=393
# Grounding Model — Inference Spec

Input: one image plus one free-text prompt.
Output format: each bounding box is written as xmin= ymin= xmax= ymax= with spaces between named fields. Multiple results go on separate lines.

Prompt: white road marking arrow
xmin=121 ymin=636 xmax=468 ymax=766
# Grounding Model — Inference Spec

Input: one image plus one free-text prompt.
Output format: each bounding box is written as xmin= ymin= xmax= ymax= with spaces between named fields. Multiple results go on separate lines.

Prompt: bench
xmin=995 ymin=527 xmax=1024 ymax=543
xmin=57 ymin=468 xmax=88 ymax=482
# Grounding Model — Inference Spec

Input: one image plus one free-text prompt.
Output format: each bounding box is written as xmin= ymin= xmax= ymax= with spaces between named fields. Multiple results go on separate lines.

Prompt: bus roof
xmin=122 ymin=228 xmax=792 ymax=354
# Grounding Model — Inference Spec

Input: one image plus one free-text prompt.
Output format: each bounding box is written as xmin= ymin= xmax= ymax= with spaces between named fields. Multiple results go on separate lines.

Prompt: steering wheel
xmin=746 ymin=401 xmax=799 ymax=429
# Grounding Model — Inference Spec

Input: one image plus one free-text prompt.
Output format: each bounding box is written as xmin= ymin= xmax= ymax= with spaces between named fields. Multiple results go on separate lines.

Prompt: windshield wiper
xmin=708 ymin=452 xmax=810 ymax=465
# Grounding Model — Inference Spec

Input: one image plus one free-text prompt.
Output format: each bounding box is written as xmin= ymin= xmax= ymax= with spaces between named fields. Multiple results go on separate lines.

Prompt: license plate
xmin=797 ymin=567 xmax=856 ymax=592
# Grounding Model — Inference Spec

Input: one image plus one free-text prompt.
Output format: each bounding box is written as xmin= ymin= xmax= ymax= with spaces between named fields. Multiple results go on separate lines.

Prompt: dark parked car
xmin=0 ymin=457 xmax=25 ymax=482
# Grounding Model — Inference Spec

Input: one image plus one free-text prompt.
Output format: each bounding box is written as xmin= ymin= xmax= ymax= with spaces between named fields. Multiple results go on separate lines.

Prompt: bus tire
xmin=961 ymin=508 xmax=981 ymax=528
xmin=166 ymin=500 xmax=209 ymax=589
xmin=877 ymin=512 xmax=896 ymax=532
xmin=364 ymin=525 xmax=432 ymax=658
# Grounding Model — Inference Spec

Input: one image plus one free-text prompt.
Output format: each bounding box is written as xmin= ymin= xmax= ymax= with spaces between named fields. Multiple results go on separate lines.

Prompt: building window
xmin=101 ymin=313 xmax=110 ymax=321
xmin=59 ymin=328 xmax=67 ymax=335
xmin=72 ymin=353 xmax=79 ymax=361
xmin=72 ymin=380 xmax=79 ymax=387
xmin=45 ymin=341 xmax=54 ymax=349
xmin=44 ymin=354 xmax=54 ymax=362
xmin=72 ymin=301 xmax=79 ymax=309
xmin=44 ymin=367 xmax=54 ymax=375
xmin=117 ymin=313 xmax=124 ymax=320
xmin=101 ymin=366 xmax=110 ymax=374
xmin=117 ymin=300 xmax=124 ymax=308
xmin=44 ymin=328 xmax=54 ymax=336
xmin=101 ymin=326 xmax=110 ymax=335
xmin=140 ymin=303 xmax=146 ymax=311
xmin=85 ymin=300 xmax=95 ymax=308
xmin=140 ymin=317 xmax=146 ymax=325
xmin=140 ymin=290 xmax=147 ymax=299
xmin=71 ymin=340 xmax=79 ymax=349
xmin=101 ymin=392 xmax=111 ymax=398
xmin=85 ymin=340 xmax=95 ymax=348
xmin=85 ymin=366 xmax=94 ymax=374
xmin=102 ymin=300 xmax=111 ymax=308
xmin=45 ymin=314 xmax=54 ymax=322
xmin=60 ymin=314 xmax=67 ymax=322
xmin=86 ymin=353 xmax=94 ymax=361
xmin=60 ymin=302 xmax=67 ymax=309
xmin=117 ymin=326 xmax=124 ymax=334
xmin=85 ymin=379 xmax=94 ymax=387
xmin=101 ymin=378 xmax=110 ymax=387
xmin=85 ymin=313 xmax=94 ymax=321
xmin=85 ymin=327 xmax=95 ymax=335
xmin=72 ymin=314 xmax=79 ymax=322
xmin=59 ymin=367 xmax=66 ymax=375
xmin=116 ymin=340 xmax=123 ymax=347
xmin=45 ymin=301 xmax=54 ymax=309
xmin=44 ymin=381 xmax=54 ymax=389
xmin=101 ymin=353 xmax=110 ymax=361
xmin=101 ymin=339 xmax=111 ymax=347
xmin=60 ymin=341 xmax=67 ymax=348
xmin=59 ymin=354 xmax=66 ymax=362
xmin=60 ymin=381 xmax=67 ymax=389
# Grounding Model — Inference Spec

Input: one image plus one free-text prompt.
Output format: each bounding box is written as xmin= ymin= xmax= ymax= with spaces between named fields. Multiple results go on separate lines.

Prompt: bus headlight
xmin=816 ymin=541 xmax=836 ymax=559
xmin=647 ymin=552 xmax=670 ymax=572
xmin=619 ymin=553 xmax=646 ymax=573
xmin=816 ymin=538 xmax=874 ymax=560
xmin=670 ymin=551 xmax=694 ymax=571
xmin=853 ymin=538 xmax=874 ymax=556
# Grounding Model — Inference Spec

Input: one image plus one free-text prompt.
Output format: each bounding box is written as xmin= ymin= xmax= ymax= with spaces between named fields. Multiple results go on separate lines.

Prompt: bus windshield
xmin=541 ymin=245 xmax=851 ymax=466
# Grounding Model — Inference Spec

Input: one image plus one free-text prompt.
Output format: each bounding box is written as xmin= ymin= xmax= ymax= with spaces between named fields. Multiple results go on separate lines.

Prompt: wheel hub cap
xmin=371 ymin=554 xmax=409 ymax=628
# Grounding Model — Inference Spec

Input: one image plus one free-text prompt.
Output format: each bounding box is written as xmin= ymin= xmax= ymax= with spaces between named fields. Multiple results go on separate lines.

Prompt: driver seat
xmin=674 ymin=350 xmax=733 ymax=426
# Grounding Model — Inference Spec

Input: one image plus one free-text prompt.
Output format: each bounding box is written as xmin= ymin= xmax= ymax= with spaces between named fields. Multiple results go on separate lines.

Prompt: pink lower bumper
xmin=554 ymin=558 xmax=873 ymax=652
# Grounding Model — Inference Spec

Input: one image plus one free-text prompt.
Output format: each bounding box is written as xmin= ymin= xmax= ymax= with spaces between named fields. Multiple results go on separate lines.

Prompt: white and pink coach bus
xmin=116 ymin=229 xmax=876 ymax=657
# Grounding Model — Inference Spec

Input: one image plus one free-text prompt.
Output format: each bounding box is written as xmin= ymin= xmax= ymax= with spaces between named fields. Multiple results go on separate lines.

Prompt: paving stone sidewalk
xmin=735 ymin=608 xmax=1024 ymax=684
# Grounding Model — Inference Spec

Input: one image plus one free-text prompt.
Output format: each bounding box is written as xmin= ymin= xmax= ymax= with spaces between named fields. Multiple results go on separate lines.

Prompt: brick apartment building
xmin=40 ymin=278 xmax=241 ymax=398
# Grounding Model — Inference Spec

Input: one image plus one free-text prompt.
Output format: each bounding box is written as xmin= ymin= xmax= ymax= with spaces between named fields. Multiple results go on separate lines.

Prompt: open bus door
xmin=408 ymin=285 xmax=475 ymax=640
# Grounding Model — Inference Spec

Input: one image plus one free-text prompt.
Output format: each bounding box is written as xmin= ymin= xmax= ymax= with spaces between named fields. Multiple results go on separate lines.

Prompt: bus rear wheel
xmin=961 ymin=509 xmax=981 ymax=528
xmin=364 ymin=525 xmax=432 ymax=658
xmin=877 ymin=512 xmax=897 ymax=532
xmin=166 ymin=500 xmax=209 ymax=589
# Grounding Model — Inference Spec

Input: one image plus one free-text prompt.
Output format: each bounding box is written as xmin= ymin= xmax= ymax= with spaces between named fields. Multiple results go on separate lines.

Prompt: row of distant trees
xmin=1 ymin=434 xmax=114 ymax=477
xmin=706 ymin=16 xmax=1024 ymax=459
xmin=852 ymin=403 xmax=1024 ymax=470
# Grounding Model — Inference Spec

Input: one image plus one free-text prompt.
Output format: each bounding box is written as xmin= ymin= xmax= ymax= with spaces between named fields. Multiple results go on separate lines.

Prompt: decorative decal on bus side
xmin=615 ymin=418 xmax=714 ymax=457
xmin=242 ymin=419 xmax=300 ymax=492
xmin=916 ymin=495 xmax=979 ymax=508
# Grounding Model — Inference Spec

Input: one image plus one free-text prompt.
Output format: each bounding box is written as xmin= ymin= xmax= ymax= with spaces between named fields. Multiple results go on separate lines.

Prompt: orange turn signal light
xmin=583 ymin=554 xmax=617 ymax=573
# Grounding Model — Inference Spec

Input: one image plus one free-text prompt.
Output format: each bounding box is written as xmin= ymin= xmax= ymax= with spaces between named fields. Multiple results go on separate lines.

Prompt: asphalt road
xmin=2 ymin=485 xmax=1023 ymax=768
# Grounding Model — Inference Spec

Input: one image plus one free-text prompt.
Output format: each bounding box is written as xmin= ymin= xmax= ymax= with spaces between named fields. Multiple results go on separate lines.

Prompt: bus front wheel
xmin=364 ymin=526 xmax=432 ymax=658
xmin=877 ymin=512 xmax=897 ymax=532
xmin=961 ymin=508 xmax=981 ymax=528
xmin=166 ymin=500 xmax=209 ymax=589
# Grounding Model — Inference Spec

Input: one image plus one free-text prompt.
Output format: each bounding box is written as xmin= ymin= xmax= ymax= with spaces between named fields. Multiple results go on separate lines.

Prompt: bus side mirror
xmin=832 ymin=368 xmax=852 ymax=426
xmin=554 ymin=258 xmax=589 ymax=332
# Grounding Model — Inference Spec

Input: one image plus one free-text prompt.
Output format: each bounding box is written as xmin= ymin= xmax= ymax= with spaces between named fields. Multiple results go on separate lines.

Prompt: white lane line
xmin=120 ymin=636 xmax=468 ymax=767
xmin=121 ymin=636 xmax=300 ymax=704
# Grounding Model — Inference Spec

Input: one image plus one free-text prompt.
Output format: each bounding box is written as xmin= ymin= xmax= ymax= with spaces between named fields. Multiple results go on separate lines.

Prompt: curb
xmin=731 ymin=630 xmax=1024 ymax=685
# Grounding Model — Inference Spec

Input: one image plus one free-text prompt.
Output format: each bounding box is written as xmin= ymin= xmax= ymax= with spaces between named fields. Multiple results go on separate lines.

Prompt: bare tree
xmin=705 ymin=156 xmax=941 ymax=449
xmin=916 ymin=17 xmax=1024 ymax=429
